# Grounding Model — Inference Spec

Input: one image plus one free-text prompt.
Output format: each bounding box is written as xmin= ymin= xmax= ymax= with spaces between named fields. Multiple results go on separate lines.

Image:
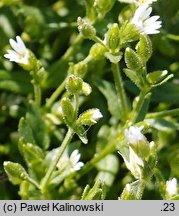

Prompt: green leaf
xmin=95 ymin=79 xmax=122 ymax=120
xmin=3 ymin=161 xmax=28 ymax=185
xmin=18 ymin=103 xmax=50 ymax=149
xmin=146 ymin=118 xmax=179 ymax=132
xmin=125 ymin=47 xmax=143 ymax=71
xmin=81 ymin=180 xmax=104 ymax=200
xmin=134 ymin=93 xmax=151 ymax=122
xmin=18 ymin=117 xmax=36 ymax=145
xmin=123 ymin=68 xmax=142 ymax=89
xmin=22 ymin=143 xmax=45 ymax=167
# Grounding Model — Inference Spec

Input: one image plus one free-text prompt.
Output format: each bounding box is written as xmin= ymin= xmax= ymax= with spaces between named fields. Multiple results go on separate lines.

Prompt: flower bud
xmin=74 ymin=62 xmax=87 ymax=77
xmin=77 ymin=108 xmax=103 ymax=126
xmin=119 ymin=23 xmax=139 ymax=44
xmin=65 ymin=75 xmax=83 ymax=94
xmin=89 ymin=43 xmax=107 ymax=59
xmin=77 ymin=17 xmax=96 ymax=39
xmin=61 ymin=98 xmax=75 ymax=125
xmin=105 ymin=23 xmax=120 ymax=54
xmin=118 ymin=147 xmax=144 ymax=178
xmin=4 ymin=161 xmax=28 ymax=185
xmin=124 ymin=126 xmax=150 ymax=158
xmin=125 ymin=47 xmax=143 ymax=71
xmin=166 ymin=178 xmax=178 ymax=199
xmin=136 ymin=34 xmax=152 ymax=63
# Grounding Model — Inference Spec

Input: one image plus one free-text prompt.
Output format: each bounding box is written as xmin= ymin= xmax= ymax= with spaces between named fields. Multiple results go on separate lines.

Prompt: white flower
xmin=124 ymin=126 xmax=146 ymax=146
xmin=57 ymin=149 xmax=84 ymax=172
xmin=118 ymin=147 xmax=144 ymax=178
xmin=91 ymin=109 xmax=103 ymax=123
xmin=4 ymin=36 xmax=30 ymax=65
xmin=131 ymin=3 xmax=162 ymax=34
xmin=166 ymin=178 xmax=178 ymax=197
xmin=69 ymin=149 xmax=84 ymax=171
xmin=118 ymin=0 xmax=157 ymax=5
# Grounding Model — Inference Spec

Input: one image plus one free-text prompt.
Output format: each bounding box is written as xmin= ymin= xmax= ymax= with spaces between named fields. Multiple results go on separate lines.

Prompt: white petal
xmin=74 ymin=162 xmax=84 ymax=170
xmin=70 ymin=150 xmax=80 ymax=164
xmin=9 ymin=38 xmax=20 ymax=53
xmin=16 ymin=36 xmax=27 ymax=53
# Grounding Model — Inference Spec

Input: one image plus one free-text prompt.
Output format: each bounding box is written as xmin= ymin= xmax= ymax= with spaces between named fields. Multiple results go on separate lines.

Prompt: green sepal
xmin=61 ymin=97 xmax=75 ymax=125
xmin=65 ymin=75 xmax=83 ymax=94
xmin=105 ymin=23 xmax=120 ymax=53
xmin=136 ymin=34 xmax=152 ymax=63
xmin=119 ymin=22 xmax=139 ymax=44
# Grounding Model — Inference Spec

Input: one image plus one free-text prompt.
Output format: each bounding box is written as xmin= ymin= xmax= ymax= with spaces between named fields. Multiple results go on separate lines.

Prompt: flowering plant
xmin=0 ymin=0 xmax=179 ymax=200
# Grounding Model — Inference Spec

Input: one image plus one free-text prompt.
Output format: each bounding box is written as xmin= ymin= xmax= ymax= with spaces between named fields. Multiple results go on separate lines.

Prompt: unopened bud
xmin=77 ymin=108 xmax=103 ymax=126
xmin=105 ymin=23 xmax=120 ymax=54
xmin=89 ymin=43 xmax=107 ymax=59
xmin=65 ymin=75 xmax=83 ymax=94
xmin=77 ymin=17 xmax=96 ymax=39
xmin=61 ymin=97 xmax=75 ymax=124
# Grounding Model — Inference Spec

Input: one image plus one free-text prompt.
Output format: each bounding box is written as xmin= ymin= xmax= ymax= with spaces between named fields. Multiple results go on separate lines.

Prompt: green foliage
xmin=0 ymin=0 xmax=179 ymax=200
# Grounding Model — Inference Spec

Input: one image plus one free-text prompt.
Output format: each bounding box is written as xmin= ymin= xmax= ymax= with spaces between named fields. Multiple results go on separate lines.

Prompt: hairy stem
xmin=40 ymin=128 xmax=74 ymax=192
xmin=131 ymin=89 xmax=149 ymax=123
xmin=112 ymin=63 xmax=129 ymax=121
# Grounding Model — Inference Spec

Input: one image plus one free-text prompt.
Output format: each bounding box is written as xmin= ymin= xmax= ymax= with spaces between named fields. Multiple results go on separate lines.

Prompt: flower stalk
xmin=40 ymin=127 xmax=74 ymax=192
xmin=112 ymin=62 xmax=129 ymax=121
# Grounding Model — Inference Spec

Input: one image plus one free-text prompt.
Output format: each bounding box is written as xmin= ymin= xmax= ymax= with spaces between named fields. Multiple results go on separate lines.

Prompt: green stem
xmin=146 ymin=108 xmax=179 ymax=119
xmin=136 ymin=180 xmax=146 ymax=200
xmin=34 ymin=82 xmax=41 ymax=107
xmin=40 ymin=128 xmax=74 ymax=192
xmin=112 ymin=63 xmax=128 ymax=120
xmin=77 ymin=141 xmax=116 ymax=179
xmin=45 ymin=80 xmax=66 ymax=108
xmin=31 ymin=71 xmax=41 ymax=107
xmin=153 ymin=168 xmax=166 ymax=199
xmin=74 ymin=93 xmax=79 ymax=119
xmin=62 ymin=34 xmax=83 ymax=61
xmin=131 ymin=89 xmax=148 ymax=123
xmin=26 ymin=176 xmax=40 ymax=189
